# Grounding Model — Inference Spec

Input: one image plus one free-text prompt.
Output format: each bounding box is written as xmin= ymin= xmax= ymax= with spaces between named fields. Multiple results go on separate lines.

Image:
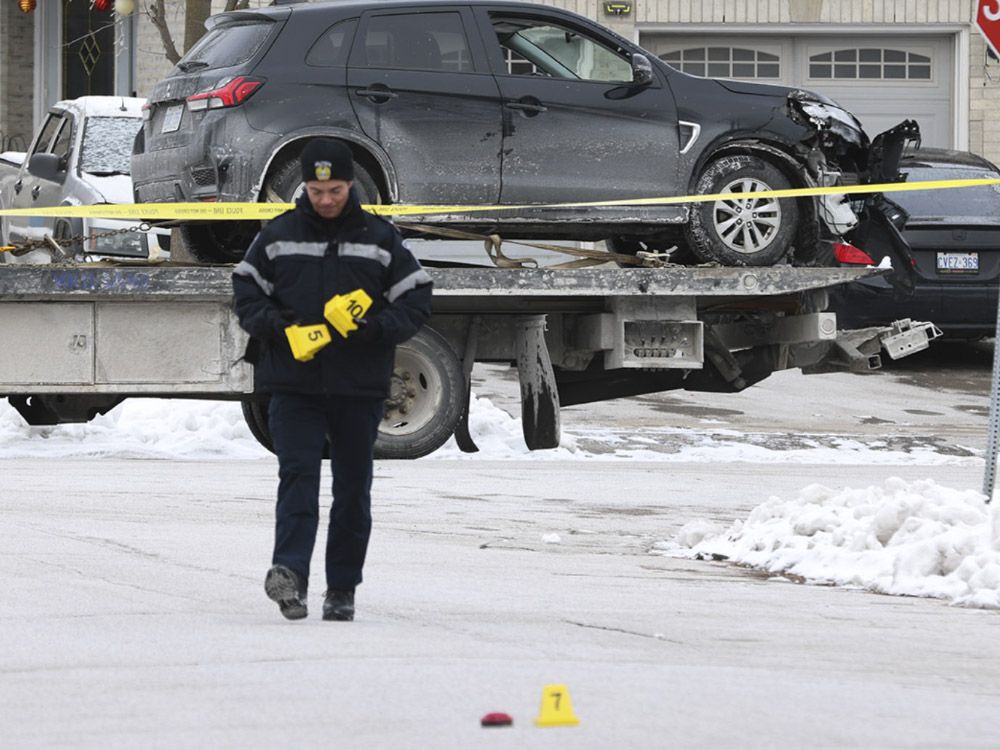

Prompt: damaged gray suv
xmin=132 ymin=0 xmax=919 ymax=268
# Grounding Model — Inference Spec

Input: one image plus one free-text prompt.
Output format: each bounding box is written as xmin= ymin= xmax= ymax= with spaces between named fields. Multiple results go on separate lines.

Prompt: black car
xmin=132 ymin=0 xmax=918 ymax=266
xmin=830 ymin=148 xmax=1000 ymax=338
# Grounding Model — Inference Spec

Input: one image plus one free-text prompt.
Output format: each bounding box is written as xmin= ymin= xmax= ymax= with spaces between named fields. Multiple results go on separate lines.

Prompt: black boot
xmin=265 ymin=565 xmax=307 ymax=620
xmin=322 ymin=589 xmax=355 ymax=621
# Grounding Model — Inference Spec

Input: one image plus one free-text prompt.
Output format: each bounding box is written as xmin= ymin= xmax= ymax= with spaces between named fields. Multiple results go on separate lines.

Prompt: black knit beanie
xmin=300 ymin=139 xmax=354 ymax=183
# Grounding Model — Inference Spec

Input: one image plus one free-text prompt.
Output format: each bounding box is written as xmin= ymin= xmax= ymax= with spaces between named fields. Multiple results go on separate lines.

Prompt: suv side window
xmin=491 ymin=16 xmax=632 ymax=82
xmin=359 ymin=12 xmax=473 ymax=72
xmin=306 ymin=19 xmax=357 ymax=67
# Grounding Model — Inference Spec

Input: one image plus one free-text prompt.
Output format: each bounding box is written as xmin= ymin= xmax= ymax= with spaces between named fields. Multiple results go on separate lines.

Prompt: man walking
xmin=232 ymin=139 xmax=432 ymax=621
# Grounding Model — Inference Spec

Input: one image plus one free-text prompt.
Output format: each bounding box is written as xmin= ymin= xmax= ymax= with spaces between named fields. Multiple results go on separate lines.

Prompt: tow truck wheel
xmin=240 ymin=328 xmax=463 ymax=460
xmin=375 ymin=327 xmax=463 ymax=460
xmin=686 ymin=155 xmax=798 ymax=267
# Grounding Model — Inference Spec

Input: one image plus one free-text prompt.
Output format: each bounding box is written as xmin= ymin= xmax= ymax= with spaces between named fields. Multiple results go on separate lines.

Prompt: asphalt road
xmin=2 ymin=340 xmax=998 ymax=748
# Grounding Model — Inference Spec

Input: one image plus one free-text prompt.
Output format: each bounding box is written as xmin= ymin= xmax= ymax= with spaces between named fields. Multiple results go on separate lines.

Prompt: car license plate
xmin=936 ymin=251 xmax=979 ymax=273
xmin=160 ymin=105 xmax=183 ymax=133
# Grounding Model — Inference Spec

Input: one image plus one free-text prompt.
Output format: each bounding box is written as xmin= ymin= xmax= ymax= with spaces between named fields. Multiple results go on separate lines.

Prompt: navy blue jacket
xmin=232 ymin=191 xmax=432 ymax=398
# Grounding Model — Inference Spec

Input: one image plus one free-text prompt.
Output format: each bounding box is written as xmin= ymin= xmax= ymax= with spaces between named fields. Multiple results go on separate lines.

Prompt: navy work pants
xmin=267 ymin=392 xmax=384 ymax=592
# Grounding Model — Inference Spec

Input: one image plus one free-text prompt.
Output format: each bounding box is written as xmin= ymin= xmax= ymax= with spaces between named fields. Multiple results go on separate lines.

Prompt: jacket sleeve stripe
xmin=386 ymin=268 xmax=433 ymax=303
xmin=341 ymin=242 xmax=392 ymax=267
xmin=233 ymin=260 xmax=275 ymax=296
xmin=265 ymin=241 xmax=328 ymax=260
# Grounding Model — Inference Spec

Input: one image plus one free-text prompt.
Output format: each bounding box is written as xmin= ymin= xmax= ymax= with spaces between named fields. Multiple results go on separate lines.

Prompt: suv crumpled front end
xmin=785 ymin=90 xmax=921 ymax=284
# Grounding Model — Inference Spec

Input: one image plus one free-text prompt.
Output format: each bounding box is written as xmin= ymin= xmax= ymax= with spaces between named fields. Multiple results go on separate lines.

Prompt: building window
xmin=659 ymin=47 xmax=780 ymax=79
xmin=505 ymin=47 xmax=543 ymax=76
xmin=809 ymin=49 xmax=931 ymax=80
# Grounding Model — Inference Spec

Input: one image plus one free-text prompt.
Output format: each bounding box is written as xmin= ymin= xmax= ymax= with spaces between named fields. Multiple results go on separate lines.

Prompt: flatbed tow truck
xmin=0 ymin=260 xmax=939 ymax=459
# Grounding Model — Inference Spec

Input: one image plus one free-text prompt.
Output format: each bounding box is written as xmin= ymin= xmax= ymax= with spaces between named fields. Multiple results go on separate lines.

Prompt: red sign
xmin=977 ymin=0 xmax=1000 ymax=58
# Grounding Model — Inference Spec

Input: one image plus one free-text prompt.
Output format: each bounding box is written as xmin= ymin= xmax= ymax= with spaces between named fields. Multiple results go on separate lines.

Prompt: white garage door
xmin=642 ymin=34 xmax=953 ymax=147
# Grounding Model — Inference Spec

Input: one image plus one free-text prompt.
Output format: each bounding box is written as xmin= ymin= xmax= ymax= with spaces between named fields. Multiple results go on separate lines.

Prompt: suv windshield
xmin=898 ymin=166 xmax=1000 ymax=219
xmin=80 ymin=117 xmax=142 ymax=175
xmin=176 ymin=20 xmax=273 ymax=71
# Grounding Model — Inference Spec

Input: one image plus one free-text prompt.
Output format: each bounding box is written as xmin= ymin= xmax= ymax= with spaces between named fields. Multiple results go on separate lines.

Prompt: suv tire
xmin=686 ymin=155 xmax=798 ymax=267
xmin=264 ymin=150 xmax=380 ymax=207
xmin=180 ymin=146 xmax=381 ymax=264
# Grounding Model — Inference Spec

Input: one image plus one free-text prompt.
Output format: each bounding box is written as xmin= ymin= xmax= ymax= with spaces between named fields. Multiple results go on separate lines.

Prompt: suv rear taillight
xmin=141 ymin=102 xmax=152 ymax=121
xmin=186 ymin=76 xmax=264 ymax=111
xmin=833 ymin=242 xmax=875 ymax=265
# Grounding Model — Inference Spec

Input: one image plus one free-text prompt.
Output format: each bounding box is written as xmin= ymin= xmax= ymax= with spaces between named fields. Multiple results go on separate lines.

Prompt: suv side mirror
xmin=27 ymin=153 xmax=66 ymax=183
xmin=631 ymin=53 xmax=654 ymax=87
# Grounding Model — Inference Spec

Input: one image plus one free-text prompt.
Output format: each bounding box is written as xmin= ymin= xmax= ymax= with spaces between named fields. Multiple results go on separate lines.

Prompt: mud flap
xmin=453 ymin=316 xmax=480 ymax=454
xmin=515 ymin=315 xmax=560 ymax=450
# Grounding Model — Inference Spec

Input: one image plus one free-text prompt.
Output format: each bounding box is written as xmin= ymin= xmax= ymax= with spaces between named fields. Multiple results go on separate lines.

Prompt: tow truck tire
xmin=375 ymin=327 xmax=463 ymax=460
xmin=241 ymin=398 xmax=273 ymax=453
xmin=686 ymin=155 xmax=798 ymax=267
xmin=240 ymin=328 xmax=463 ymax=460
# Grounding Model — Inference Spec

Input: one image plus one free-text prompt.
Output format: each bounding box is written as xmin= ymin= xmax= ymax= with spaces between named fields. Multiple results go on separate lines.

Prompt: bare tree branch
xmin=184 ymin=0 xmax=213 ymax=52
xmin=144 ymin=0 xmax=253 ymax=66
xmin=146 ymin=0 xmax=181 ymax=65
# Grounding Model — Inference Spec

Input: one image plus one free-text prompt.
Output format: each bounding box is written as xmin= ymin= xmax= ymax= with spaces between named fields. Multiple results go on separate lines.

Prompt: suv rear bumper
xmin=132 ymin=109 xmax=277 ymax=205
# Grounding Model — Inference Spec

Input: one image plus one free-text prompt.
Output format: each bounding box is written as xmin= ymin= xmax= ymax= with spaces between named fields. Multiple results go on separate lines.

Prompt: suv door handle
xmin=355 ymin=86 xmax=399 ymax=104
xmin=505 ymin=98 xmax=547 ymax=116
xmin=30 ymin=185 xmax=40 ymax=200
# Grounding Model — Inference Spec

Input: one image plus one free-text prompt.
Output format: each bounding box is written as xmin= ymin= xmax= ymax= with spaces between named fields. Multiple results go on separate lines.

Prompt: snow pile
xmin=0 ymin=399 xmax=267 ymax=460
xmin=658 ymin=477 xmax=1000 ymax=609
xmin=428 ymin=393 xmax=580 ymax=459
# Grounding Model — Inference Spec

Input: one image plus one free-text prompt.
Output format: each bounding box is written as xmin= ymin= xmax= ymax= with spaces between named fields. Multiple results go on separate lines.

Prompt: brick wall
xmin=0 ymin=3 xmax=35 ymax=152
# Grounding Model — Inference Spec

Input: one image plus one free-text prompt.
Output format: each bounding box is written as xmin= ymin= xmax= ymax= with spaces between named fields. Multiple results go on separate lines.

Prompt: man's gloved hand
xmin=267 ymin=308 xmax=301 ymax=343
xmin=346 ymin=316 xmax=382 ymax=344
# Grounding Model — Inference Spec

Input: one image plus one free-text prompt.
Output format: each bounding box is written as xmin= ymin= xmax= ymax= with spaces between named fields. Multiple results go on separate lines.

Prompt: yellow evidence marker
xmin=324 ymin=288 xmax=373 ymax=338
xmin=534 ymin=684 xmax=579 ymax=727
xmin=285 ymin=323 xmax=332 ymax=362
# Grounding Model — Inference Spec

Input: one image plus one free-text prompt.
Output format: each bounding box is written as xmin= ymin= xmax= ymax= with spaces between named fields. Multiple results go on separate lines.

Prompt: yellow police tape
xmin=0 ymin=177 xmax=997 ymax=221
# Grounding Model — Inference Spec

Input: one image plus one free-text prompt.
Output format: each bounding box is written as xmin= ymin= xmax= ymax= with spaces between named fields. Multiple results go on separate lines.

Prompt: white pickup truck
xmin=0 ymin=96 xmax=169 ymax=263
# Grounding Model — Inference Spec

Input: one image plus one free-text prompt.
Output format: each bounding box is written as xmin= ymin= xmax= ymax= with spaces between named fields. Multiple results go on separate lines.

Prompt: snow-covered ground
xmin=1 ymin=386 xmax=996 ymax=611
xmin=3 ymin=354 xmax=1000 ymax=747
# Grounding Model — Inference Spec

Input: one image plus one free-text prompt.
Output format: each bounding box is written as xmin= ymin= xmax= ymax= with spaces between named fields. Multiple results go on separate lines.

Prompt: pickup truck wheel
xmin=180 ymin=220 xmax=259 ymax=264
xmin=265 ymin=151 xmax=380 ymax=206
xmin=686 ymin=156 xmax=798 ymax=266
xmin=54 ymin=221 xmax=82 ymax=258
xmin=374 ymin=327 xmax=463 ymax=460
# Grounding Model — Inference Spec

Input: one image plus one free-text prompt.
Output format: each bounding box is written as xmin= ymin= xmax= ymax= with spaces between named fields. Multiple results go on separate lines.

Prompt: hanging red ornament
xmin=18 ymin=0 xmax=37 ymax=13
xmin=93 ymin=0 xmax=112 ymax=11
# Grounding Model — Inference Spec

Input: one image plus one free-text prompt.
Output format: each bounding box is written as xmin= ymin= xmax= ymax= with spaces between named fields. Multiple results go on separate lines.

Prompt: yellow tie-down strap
xmin=0 ymin=177 xmax=997 ymax=221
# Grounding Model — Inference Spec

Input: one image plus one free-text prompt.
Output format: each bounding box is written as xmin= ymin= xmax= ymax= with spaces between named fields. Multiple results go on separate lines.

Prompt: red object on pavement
xmin=977 ymin=0 xmax=1000 ymax=57
xmin=480 ymin=712 xmax=513 ymax=727
xmin=93 ymin=0 xmax=113 ymax=11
